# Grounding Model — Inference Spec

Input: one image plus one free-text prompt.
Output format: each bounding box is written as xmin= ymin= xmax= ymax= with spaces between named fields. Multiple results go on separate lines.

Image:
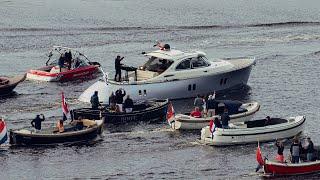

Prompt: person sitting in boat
xmin=123 ymin=95 xmax=134 ymax=113
xmin=194 ymin=94 xmax=204 ymax=112
xmin=157 ymin=59 xmax=171 ymax=73
xmin=221 ymin=107 xmax=230 ymax=129
xmin=214 ymin=117 xmax=222 ymax=128
xmin=55 ymin=119 xmax=64 ymax=133
xmin=114 ymin=55 xmax=124 ymax=82
xmin=304 ymin=137 xmax=315 ymax=161
xmin=275 ymin=140 xmax=285 ymax=163
xmin=70 ymin=116 xmax=84 ymax=131
xmin=31 ymin=114 xmax=45 ymax=132
xmin=58 ymin=54 xmax=65 ymax=72
xmin=264 ymin=116 xmax=271 ymax=126
xmin=115 ymin=88 xmax=126 ymax=112
xmin=290 ymin=137 xmax=303 ymax=163
xmin=90 ymin=91 xmax=100 ymax=110
xmin=109 ymin=91 xmax=116 ymax=110
xmin=190 ymin=107 xmax=202 ymax=118
xmin=206 ymin=92 xmax=217 ymax=117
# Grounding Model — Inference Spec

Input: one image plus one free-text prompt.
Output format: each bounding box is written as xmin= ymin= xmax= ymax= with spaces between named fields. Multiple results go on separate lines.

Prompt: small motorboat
xmin=26 ymin=46 xmax=101 ymax=82
xmin=9 ymin=119 xmax=104 ymax=145
xmin=256 ymin=144 xmax=320 ymax=176
xmin=201 ymin=116 xmax=305 ymax=146
xmin=0 ymin=74 xmax=26 ymax=95
xmin=79 ymin=43 xmax=256 ymax=103
xmin=169 ymin=101 xmax=260 ymax=130
xmin=71 ymin=99 xmax=169 ymax=124
xmin=0 ymin=118 xmax=8 ymax=145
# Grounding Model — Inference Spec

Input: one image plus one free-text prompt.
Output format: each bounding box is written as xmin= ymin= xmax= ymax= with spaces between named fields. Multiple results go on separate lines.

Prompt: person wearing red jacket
xmin=190 ymin=107 xmax=202 ymax=118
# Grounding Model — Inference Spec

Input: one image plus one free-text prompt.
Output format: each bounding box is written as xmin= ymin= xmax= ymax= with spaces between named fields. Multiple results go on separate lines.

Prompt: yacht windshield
xmin=143 ymin=56 xmax=173 ymax=73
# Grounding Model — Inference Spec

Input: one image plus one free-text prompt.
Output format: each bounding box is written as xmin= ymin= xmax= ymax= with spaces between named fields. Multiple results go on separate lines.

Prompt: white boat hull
xmin=79 ymin=65 xmax=253 ymax=103
xmin=171 ymin=102 xmax=260 ymax=130
xmin=200 ymin=116 xmax=305 ymax=146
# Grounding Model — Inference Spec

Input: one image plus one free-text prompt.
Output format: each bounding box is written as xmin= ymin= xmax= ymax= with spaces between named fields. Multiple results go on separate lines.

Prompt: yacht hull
xmin=79 ymin=65 xmax=253 ymax=103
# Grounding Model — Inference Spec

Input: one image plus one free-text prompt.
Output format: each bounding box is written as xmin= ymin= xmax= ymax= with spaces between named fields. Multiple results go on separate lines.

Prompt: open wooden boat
xmin=9 ymin=119 xmax=104 ymax=145
xmin=201 ymin=116 xmax=305 ymax=146
xmin=26 ymin=46 xmax=100 ymax=82
xmin=256 ymin=144 xmax=320 ymax=176
xmin=0 ymin=74 xmax=26 ymax=95
xmin=72 ymin=99 xmax=169 ymax=124
xmin=170 ymin=101 xmax=260 ymax=130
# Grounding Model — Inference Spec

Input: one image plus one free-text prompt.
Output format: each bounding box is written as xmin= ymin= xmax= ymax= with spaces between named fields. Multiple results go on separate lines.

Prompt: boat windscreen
xmin=143 ymin=56 xmax=173 ymax=73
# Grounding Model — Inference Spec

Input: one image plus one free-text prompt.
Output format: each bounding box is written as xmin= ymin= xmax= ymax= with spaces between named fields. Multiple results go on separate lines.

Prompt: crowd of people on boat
xmin=274 ymin=136 xmax=315 ymax=164
xmin=57 ymin=50 xmax=83 ymax=72
xmin=191 ymin=92 xmax=231 ymax=128
xmin=90 ymin=88 xmax=134 ymax=113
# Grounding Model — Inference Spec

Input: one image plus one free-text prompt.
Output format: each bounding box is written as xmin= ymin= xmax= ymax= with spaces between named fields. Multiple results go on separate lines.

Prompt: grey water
xmin=1 ymin=0 xmax=320 ymax=179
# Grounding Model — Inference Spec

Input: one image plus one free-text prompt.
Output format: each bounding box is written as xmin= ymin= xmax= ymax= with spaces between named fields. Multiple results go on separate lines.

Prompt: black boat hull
xmin=72 ymin=99 xmax=168 ymax=124
xmin=9 ymin=124 xmax=103 ymax=146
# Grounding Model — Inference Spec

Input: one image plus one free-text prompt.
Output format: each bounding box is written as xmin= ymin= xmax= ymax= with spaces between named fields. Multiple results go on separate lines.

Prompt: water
xmin=1 ymin=0 xmax=320 ymax=179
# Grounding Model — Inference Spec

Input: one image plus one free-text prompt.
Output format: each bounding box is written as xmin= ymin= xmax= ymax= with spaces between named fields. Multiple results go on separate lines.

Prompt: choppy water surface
xmin=1 ymin=0 xmax=320 ymax=179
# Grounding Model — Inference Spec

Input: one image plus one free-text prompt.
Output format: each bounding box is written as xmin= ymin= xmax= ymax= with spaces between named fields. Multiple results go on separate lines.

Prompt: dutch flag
xmin=0 ymin=119 xmax=8 ymax=145
xmin=209 ymin=119 xmax=216 ymax=138
xmin=166 ymin=102 xmax=175 ymax=125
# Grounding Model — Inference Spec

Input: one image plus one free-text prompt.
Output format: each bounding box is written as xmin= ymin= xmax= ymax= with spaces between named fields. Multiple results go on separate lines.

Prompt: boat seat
xmin=136 ymin=70 xmax=158 ymax=81
xmin=82 ymin=119 xmax=97 ymax=127
xmin=50 ymin=66 xmax=68 ymax=73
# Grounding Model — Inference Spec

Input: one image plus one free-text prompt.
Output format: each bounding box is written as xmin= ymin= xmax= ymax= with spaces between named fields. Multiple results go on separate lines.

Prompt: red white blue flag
xmin=0 ymin=119 xmax=8 ymax=145
xmin=209 ymin=119 xmax=216 ymax=134
xmin=61 ymin=92 xmax=70 ymax=120
xmin=166 ymin=102 xmax=175 ymax=124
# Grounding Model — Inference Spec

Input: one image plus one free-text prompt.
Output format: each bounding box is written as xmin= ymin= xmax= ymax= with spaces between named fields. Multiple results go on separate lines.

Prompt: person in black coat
xmin=109 ymin=91 xmax=116 ymax=109
xmin=90 ymin=91 xmax=100 ymax=109
xmin=115 ymin=89 xmax=126 ymax=112
xmin=123 ymin=95 xmax=134 ymax=113
xmin=65 ymin=51 xmax=72 ymax=70
xmin=114 ymin=55 xmax=124 ymax=81
xmin=31 ymin=114 xmax=45 ymax=131
xmin=213 ymin=117 xmax=222 ymax=128
xmin=221 ymin=108 xmax=230 ymax=129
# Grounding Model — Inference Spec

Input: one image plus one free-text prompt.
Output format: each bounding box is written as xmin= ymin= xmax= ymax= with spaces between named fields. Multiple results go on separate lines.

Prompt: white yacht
xmin=79 ymin=46 xmax=256 ymax=103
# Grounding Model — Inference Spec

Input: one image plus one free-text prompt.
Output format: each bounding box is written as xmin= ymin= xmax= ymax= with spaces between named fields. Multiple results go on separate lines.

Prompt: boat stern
xmin=78 ymin=80 xmax=109 ymax=103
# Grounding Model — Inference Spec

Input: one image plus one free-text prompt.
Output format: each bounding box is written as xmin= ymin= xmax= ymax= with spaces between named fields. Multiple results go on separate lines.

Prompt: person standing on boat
xmin=31 ymin=114 xmax=45 ymax=132
xmin=109 ymin=92 xmax=116 ymax=110
xmin=194 ymin=94 xmax=204 ymax=112
xmin=114 ymin=55 xmax=124 ymax=82
xmin=58 ymin=54 xmax=65 ymax=72
xmin=275 ymin=140 xmax=285 ymax=163
xmin=290 ymin=138 xmax=303 ymax=163
xmin=206 ymin=91 xmax=217 ymax=117
xmin=115 ymin=88 xmax=126 ymax=112
xmin=124 ymin=95 xmax=134 ymax=113
xmin=65 ymin=50 xmax=72 ymax=70
xmin=221 ymin=107 xmax=230 ymax=129
xmin=305 ymin=137 xmax=314 ymax=161
xmin=90 ymin=91 xmax=100 ymax=110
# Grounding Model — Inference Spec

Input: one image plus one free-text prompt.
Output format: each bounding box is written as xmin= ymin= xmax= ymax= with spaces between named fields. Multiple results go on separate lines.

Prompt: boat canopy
xmin=46 ymin=46 xmax=91 ymax=67
xmin=145 ymin=49 xmax=206 ymax=61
